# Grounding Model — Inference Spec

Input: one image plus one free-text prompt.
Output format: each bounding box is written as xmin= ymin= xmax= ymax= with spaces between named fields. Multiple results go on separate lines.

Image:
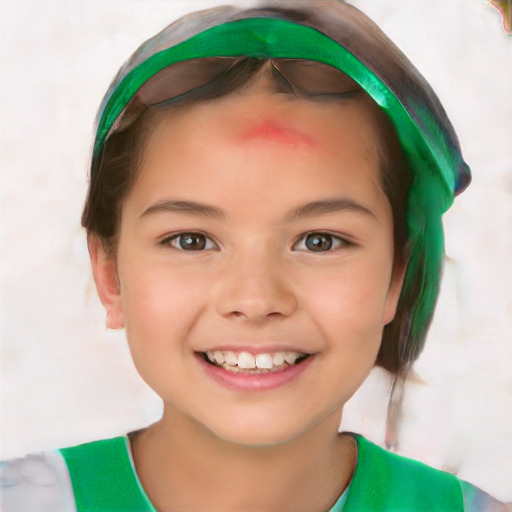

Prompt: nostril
xmin=227 ymin=309 xmax=288 ymax=321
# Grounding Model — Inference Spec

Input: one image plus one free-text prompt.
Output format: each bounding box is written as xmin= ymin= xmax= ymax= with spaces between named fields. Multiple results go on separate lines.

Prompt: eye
xmin=293 ymin=232 xmax=351 ymax=253
xmin=161 ymin=232 xmax=217 ymax=251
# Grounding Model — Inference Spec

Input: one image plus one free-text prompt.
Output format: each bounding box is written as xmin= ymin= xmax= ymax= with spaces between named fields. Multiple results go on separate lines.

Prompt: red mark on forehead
xmin=241 ymin=120 xmax=316 ymax=147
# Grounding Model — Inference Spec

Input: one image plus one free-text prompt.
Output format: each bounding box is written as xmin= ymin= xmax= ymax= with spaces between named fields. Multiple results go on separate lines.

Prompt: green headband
xmin=92 ymin=6 xmax=470 ymax=349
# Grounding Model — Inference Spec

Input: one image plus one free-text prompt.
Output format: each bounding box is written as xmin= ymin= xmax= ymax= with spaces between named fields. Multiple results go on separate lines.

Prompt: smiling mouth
xmin=200 ymin=350 xmax=311 ymax=374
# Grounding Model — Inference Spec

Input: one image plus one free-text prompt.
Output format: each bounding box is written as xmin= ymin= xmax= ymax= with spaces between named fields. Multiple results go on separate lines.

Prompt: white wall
xmin=1 ymin=0 xmax=511 ymax=501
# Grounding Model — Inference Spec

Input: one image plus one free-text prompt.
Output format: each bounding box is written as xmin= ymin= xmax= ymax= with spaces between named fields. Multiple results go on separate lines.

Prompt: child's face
xmin=92 ymin=90 xmax=404 ymax=446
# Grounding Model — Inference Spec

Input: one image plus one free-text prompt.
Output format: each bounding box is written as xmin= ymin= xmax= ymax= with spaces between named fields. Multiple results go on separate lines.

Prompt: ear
xmin=88 ymin=236 xmax=124 ymax=329
xmin=383 ymin=263 xmax=407 ymax=326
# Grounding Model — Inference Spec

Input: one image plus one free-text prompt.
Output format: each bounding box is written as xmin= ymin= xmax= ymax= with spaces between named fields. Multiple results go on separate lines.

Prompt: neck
xmin=131 ymin=408 xmax=356 ymax=512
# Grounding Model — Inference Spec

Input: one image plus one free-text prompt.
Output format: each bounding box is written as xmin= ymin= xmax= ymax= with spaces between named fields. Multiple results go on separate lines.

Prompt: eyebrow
xmin=141 ymin=197 xmax=376 ymax=222
xmin=141 ymin=200 xmax=225 ymax=220
xmin=285 ymin=198 xmax=376 ymax=222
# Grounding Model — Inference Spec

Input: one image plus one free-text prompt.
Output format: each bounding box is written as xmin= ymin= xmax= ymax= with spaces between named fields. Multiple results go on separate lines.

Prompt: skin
xmin=240 ymin=119 xmax=316 ymax=147
xmin=90 ymin=87 xmax=404 ymax=511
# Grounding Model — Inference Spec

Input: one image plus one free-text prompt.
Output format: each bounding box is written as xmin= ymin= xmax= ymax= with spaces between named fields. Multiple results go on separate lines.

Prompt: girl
xmin=1 ymin=1 xmax=510 ymax=510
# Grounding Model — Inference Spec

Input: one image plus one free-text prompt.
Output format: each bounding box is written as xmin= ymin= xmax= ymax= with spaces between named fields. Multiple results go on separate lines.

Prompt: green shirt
xmin=57 ymin=434 xmax=498 ymax=511
xmin=2 ymin=434 xmax=508 ymax=511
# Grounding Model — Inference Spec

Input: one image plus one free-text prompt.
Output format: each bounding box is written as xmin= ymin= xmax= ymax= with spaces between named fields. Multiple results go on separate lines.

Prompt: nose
xmin=215 ymin=250 xmax=298 ymax=322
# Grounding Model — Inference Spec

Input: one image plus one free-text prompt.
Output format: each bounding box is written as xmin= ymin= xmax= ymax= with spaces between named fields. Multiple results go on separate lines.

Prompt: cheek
xmin=116 ymin=262 xmax=213 ymax=398
xmin=302 ymin=262 xmax=393 ymax=397
xmin=117 ymin=260 xmax=211 ymax=344
xmin=299 ymin=258 xmax=394 ymax=343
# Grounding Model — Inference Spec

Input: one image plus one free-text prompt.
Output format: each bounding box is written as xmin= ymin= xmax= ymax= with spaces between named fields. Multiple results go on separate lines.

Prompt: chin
xmin=215 ymin=427 xmax=301 ymax=448
xmin=205 ymin=411 xmax=328 ymax=449
xmin=196 ymin=411 xmax=295 ymax=447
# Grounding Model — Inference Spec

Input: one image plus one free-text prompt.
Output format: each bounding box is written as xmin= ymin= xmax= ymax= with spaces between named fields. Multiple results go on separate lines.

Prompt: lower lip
xmin=197 ymin=354 xmax=314 ymax=391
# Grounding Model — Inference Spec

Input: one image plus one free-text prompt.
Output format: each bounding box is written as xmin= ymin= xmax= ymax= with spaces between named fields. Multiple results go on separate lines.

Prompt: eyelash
xmin=292 ymin=232 xmax=354 ymax=253
xmin=160 ymin=231 xmax=353 ymax=253
xmin=159 ymin=232 xmax=217 ymax=251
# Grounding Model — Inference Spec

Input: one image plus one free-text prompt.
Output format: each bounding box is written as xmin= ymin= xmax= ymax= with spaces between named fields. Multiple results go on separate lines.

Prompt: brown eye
xmin=163 ymin=232 xmax=216 ymax=251
xmin=179 ymin=233 xmax=206 ymax=250
xmin=293 ymin=232 xmax=352 ymax=253
xmin=305 ymin=233 xmax=333 ymax=252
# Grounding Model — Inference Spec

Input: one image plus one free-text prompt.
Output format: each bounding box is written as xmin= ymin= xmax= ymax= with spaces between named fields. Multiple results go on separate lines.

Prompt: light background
xmin=1 ymin=0 xmax=511 ymax=502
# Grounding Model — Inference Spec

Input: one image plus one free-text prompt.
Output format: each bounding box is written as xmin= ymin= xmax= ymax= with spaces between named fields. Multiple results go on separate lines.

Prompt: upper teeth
xmin=206 ymin=350 xmax=304 ymax=370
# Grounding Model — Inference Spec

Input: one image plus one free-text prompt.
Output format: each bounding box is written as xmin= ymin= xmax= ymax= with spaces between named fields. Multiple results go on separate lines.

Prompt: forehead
xmin=143 ymin=90 xmax=385 ymax=166
xmin=129 ymin=91 xmax=387 ymax=215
